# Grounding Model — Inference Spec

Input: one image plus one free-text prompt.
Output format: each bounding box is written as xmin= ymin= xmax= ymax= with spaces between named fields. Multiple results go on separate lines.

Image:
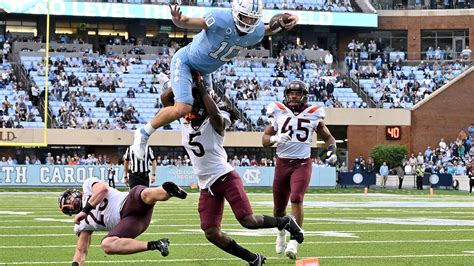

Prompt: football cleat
xmin=248 ymin=253 xmax=266 ymax=266
xmin=131 ymin=127 xmax=149 ymax=160
xmin=282 ymin=215 xmax=304 ymax=244
xmin=150 ymin=238 xmax=170 ymax=257
xmin=285 ymin=239 xmax=298 ymax=260
xmin=162 ymin=182 xmax=188 ymax=199
xmin=275 ymin=229 xmax=287 ymax=254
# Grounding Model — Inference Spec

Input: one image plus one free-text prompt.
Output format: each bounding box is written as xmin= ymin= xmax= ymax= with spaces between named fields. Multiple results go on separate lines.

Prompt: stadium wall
xmin=410 ymin=66 xmax=474 ymax=154
xmin=347 ymin=125 xmax=411 ymax=167
xmin=377 ymin=10 xmax=474 ymax=60
xmin=337 ymin=9 xmax=474 ymax=60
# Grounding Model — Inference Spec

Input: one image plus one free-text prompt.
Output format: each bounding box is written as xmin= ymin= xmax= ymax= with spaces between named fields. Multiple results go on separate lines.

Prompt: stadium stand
xmin=0 ymin=62 xmax=42 ymax=128
xmin=79 ymin=0 xmax=355 ymax=11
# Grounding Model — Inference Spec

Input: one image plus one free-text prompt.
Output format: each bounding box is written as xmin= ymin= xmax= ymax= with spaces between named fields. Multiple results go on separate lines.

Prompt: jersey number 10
xmin=209 ymin=41 xmax=244 ymax=62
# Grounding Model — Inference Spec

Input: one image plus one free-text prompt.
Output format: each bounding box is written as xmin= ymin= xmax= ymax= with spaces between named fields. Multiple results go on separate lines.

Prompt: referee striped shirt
xmin=124 ymin=146 xmax=155 ymax=174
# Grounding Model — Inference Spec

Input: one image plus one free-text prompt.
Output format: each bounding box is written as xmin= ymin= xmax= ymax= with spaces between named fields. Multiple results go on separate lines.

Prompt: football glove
xmin=270 ymin=131 xmax=292 ymax=144
xmin=326 ymin=151 xmax=337 ymax=165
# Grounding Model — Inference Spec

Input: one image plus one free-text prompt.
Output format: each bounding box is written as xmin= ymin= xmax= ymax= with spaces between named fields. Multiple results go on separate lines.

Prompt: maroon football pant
xmin=107 ymin=185 xmax=154 ymax=238
xmin=198 ymin=170 xmax=253 ymax=230
xmin=273 ymin=157 xmax=312 ymax=214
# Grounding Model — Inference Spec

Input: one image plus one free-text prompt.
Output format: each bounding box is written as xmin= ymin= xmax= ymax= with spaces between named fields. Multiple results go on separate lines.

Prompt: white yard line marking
xmin=2 ymin=228 xmax=474 ymax=237
xmin=2 ymin=239 xmax=474 ymax=249
xmin=3 ymin=254 xmax=474 ymax=264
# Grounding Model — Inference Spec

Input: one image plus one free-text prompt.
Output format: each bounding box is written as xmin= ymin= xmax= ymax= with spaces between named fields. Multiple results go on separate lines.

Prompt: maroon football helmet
xmin=58 ymin=189 xmax=83 ymax=216
xmin=283 ymin=80 xmax=308 ymax=111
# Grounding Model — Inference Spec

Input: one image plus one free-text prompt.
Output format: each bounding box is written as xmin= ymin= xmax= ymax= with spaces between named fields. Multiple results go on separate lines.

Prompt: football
xmin=268 ymin=13 xmax=292 ymax=34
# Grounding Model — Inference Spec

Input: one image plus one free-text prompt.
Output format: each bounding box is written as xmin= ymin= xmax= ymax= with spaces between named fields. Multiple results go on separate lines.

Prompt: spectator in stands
xmin=231 ymin=155 xmax=241 ymax=167
xmin=461 ymin=46 xmax=471 ymax=60
xmin=127 ymin=87 xmax=136 ymax=98
xmin=324 ymin=51 xmax=333 ymax=69
xmin=96 ymin=97 xmax=104 ymax=108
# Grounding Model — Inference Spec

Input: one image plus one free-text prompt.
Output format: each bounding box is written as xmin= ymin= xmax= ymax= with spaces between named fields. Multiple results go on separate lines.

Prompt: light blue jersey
xmin=170 ymin=9 xmax=265 ymax=105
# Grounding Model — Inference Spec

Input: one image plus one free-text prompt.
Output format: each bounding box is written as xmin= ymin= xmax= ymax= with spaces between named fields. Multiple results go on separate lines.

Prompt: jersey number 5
xmin=209 ymin=41 xmax=244 ymax=62
xmin=281 ymin=117 xmax=311 ymax=142
xmin=189 ymin=132 xmax=205 ymax=157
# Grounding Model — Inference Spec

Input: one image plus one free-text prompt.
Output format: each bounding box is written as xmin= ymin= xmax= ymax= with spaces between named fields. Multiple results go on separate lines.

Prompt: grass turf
xmin=0 ymin=188 xmax=473 ymax=265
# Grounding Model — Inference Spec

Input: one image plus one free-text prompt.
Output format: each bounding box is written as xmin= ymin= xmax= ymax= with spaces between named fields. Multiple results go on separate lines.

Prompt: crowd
xmin=372 ymin=0 xmax=471 ymax=10
xmin=345 ymin=126 xmax=473 ymax=178
xmin=87 ymin=0 xmax=354 ymax=11
xmin=344 ymin=37 xmax=471 ymax=108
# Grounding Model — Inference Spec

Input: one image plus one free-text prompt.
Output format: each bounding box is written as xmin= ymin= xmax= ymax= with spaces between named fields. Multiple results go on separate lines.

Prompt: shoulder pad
xmin=266 ymin=101 xmax=287 ymax=117
xmin=304 ymin=105 xmax=326 ymax=119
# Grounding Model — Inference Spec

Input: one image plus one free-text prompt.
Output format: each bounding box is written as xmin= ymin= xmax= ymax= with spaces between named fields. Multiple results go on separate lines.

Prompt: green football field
xmin=0 ymin=188 xmax=473 ymax=265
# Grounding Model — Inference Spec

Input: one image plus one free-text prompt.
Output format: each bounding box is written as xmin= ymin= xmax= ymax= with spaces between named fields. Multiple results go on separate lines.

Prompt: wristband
xmin=72 ymin=262 xmax=79 ymax=266
xmin=327 ymin=144 xmax=337 ymax=152
xmin=82 ymin=202 xmax=94 ymax=214
xmin=270 ymin=135 xmax=278 ymax=144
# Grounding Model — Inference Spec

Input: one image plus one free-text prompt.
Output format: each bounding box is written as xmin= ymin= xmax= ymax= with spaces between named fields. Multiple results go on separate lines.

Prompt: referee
xmin=123 ymin=145 xmax=157 ymax=189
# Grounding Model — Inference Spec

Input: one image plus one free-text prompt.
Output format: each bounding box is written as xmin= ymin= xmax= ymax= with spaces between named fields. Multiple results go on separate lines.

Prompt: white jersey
xmin=181 ymin=111 xmax=234 ymax=189
xmin=74 ymin=177 xmax=128 ymax=235
xmin=267 ymin=102 xmax=325 ymax=159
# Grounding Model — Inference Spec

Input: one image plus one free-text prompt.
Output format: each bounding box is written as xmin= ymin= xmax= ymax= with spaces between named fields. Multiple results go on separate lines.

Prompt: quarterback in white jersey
xmin=262 ymin=80 xmax=337 ymax=260
xmin=59 ymin=178 xmax=187 ymax=265
xmin=161 ymin=71 xmax=303 ymax=266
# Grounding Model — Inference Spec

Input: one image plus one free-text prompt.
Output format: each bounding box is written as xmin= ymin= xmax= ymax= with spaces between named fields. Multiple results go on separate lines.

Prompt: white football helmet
xmin=232 ymin=0 xmax=263 ymax=34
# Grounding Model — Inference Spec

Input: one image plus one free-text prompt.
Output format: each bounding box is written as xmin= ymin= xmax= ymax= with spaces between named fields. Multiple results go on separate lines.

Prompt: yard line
xmin=2 ymin=228 xmax=474 ymax=237
xmin=3 ymin=254 xmax=474 ymax=264
xmin=2 ymin=239 xmax=474 ymax=249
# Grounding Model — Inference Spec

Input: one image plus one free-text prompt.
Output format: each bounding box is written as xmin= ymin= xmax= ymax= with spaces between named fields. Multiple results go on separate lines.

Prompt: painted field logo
xmin=429 ymin=174 xmax=440 ymax=185
xmin=243 ymin=169 xmax=261 ymax=184
xmin=353 ymin=173 xmax=363 ymax=184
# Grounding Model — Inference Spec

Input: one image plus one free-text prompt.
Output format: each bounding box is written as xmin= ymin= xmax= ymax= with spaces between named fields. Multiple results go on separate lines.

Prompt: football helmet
xmin=232 ymin=0 xmax=263 ymax=34
xmin=283 ymin=80 xmax=308 ymax=111
xmin=58 ymin=189 xmax=83 ymax=216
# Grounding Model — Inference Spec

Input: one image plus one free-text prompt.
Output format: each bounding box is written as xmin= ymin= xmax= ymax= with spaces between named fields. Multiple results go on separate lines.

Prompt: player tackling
xmin=161 ymin=72 xmax=303 ymax=265
xmin=262 ymin=80 xmax=337 ymax=259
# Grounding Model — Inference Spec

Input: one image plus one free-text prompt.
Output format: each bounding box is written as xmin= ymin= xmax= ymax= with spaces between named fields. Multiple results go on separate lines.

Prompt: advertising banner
xmin=0 ymin=0 xmax=377 ymax=27
xmin=0 ymin=165 xmax=336 ymax=187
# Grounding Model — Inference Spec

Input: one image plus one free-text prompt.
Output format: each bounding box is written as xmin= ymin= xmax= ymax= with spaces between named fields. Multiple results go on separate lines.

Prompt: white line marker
xmin=2 ymin=239 xmax=474 ymax=249
xmin=2 ymin=254 xmax=474 ymax=264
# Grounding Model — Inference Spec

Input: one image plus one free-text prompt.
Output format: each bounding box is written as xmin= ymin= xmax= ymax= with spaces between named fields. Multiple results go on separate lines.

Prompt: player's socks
xmin=262 ymin=215 xmax=287 ymax=229
xmin=143 ymin=122 xmax=156 ymax=136
xmin=223 ymin=239 xmax=257 ymax=262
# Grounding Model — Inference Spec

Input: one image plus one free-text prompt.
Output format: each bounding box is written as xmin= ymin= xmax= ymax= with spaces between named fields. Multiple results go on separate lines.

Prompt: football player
xmin=58 ymin=178 xmax=187 ymax=266
xmin=262 ymin=80 xmax=337 ymax=259
xmin=131 ymin=0 xmax=299 ymax=160
xmin=161 ymin=72 xmax=303 ymax=266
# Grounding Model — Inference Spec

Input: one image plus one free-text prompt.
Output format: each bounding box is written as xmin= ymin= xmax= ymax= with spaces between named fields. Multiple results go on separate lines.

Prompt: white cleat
xmin=285 ymin=239 xmax=298 ymax=260
xmin=131 ymin=128 xmax=149 ymax=160
xmin=275 ymin=229 xmax=287 ymax=254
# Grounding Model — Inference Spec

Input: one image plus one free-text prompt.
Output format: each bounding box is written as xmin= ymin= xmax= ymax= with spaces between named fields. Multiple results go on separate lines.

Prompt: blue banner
xmin=339 ymin=172 xmax=377 ymax=186
xmin=0 ymin=0 xmax=377 ymax=27
xmin=422 ymin=173 xmax=453 ymax=187
xmin=0 ymin=165 xmax=336 ymax=187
